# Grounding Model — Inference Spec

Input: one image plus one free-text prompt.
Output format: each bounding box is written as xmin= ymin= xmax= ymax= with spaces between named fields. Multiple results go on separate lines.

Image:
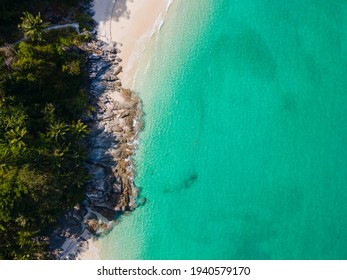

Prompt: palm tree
xmin=5 ymin=127 xmax=28 ymax=150
xmin=18 ymin=12 xmax=49 ymax=42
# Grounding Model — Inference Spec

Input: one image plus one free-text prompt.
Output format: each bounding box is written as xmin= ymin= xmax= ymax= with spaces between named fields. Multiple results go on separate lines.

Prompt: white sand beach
xmin=77 ymin=0 xmax=172 ymax=260
xmin=93 ymin=0 xmax=172 ymax=88
xmin=77 ymin=238 xmax=101 ymax=260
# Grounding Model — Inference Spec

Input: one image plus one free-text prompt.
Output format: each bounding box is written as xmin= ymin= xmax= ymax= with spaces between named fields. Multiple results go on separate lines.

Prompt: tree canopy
xmin=18 ymin=12 xmax=50 ymax=42
xmin=0 ymin=0 xmax=93 ymax=44
xmin=0 ymin=2 xmax=93 ymax=260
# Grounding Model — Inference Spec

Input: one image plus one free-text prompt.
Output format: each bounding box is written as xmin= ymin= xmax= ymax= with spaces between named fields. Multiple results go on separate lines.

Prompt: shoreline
xmin=93 ymin=0 xmax=173 ymax=88
xmin=75 ymin=0 xmax=173 ymax=260
xmin=52 ymin=39 xmax=142 ymax=260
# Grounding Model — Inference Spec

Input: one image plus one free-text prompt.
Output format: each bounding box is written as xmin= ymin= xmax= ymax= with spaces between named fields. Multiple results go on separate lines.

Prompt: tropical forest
xmin=0 ymin=0 xmax=94 ymax=259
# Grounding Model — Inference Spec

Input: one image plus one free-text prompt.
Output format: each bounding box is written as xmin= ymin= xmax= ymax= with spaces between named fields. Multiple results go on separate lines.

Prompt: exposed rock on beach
xmin=49 ymin=39 xmax=142 ymax=259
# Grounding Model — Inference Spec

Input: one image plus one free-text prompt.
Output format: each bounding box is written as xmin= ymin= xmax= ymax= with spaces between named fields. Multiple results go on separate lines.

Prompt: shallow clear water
xmin=101 ymin=0 xmax=347 ymax=259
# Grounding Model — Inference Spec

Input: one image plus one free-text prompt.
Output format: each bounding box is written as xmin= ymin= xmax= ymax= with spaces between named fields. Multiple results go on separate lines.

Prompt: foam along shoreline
xmin=93 ymin=0 xmax=174 ymax=88
xmin=72 ymin=0 xmax=173 ymax=260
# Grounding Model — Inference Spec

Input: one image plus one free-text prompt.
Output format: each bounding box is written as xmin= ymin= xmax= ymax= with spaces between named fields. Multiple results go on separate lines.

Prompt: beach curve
xmin=93 ymin=0 xmax=173 ymax=88
xmin=78 ymin=0 xmax=173 ymax=260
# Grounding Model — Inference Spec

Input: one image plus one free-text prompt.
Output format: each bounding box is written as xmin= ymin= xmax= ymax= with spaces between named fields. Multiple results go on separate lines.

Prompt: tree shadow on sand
xmin=111 ymin=0 xmax=134 ymax=22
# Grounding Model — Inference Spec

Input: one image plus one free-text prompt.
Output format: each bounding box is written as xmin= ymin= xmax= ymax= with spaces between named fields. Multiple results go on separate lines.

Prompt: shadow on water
xmin=163 ymin=172 xmax=199 ymax=193
xmin=184 ymin=173 xmax=198 ymax=189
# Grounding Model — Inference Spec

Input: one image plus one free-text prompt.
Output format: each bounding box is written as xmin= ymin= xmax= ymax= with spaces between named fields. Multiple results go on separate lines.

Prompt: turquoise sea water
xmin=101 ymin=0 xmax=347 ymax=259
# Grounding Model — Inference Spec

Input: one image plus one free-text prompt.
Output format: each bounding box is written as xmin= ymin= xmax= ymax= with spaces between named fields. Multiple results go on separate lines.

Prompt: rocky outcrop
xmin=86 ymin=40 xmax=141 ymax=214
xmin=49 ymin=40 xmax=142 ymax=259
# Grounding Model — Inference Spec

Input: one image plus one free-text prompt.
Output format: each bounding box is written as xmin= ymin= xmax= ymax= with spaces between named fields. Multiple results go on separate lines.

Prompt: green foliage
xmin=7 ymin=38 xmax=88 ymax=121
xmin=18 ymin=12 xmax=49 ymax=42
xmin=62 ymin=60 xmax=81 ymax=75
xmin=0 ymin=2 xmax=92 ymax=260
xmin=76 ymin=12 xmax=95 ymax=31
xmin=0 ymin=0 xmax=94 ymax=44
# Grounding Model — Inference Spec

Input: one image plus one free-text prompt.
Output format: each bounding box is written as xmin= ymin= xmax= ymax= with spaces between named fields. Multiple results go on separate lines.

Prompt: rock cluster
xmin=49 ymin=40 xmax=141 ymax=259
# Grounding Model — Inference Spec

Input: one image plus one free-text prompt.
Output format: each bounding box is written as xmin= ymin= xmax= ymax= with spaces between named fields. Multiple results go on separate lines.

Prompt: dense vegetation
xmin=0 ymin=1 xmax=93 ymax=259
xmin=0 ymin=0 xmax=94 ymax=44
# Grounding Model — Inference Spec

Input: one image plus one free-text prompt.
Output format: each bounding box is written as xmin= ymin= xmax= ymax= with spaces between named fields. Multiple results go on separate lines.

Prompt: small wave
xmin=130 ymin=1 xmax=175 ymax=89
xmin=165 ymin=0 xmax=174 ymax=12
